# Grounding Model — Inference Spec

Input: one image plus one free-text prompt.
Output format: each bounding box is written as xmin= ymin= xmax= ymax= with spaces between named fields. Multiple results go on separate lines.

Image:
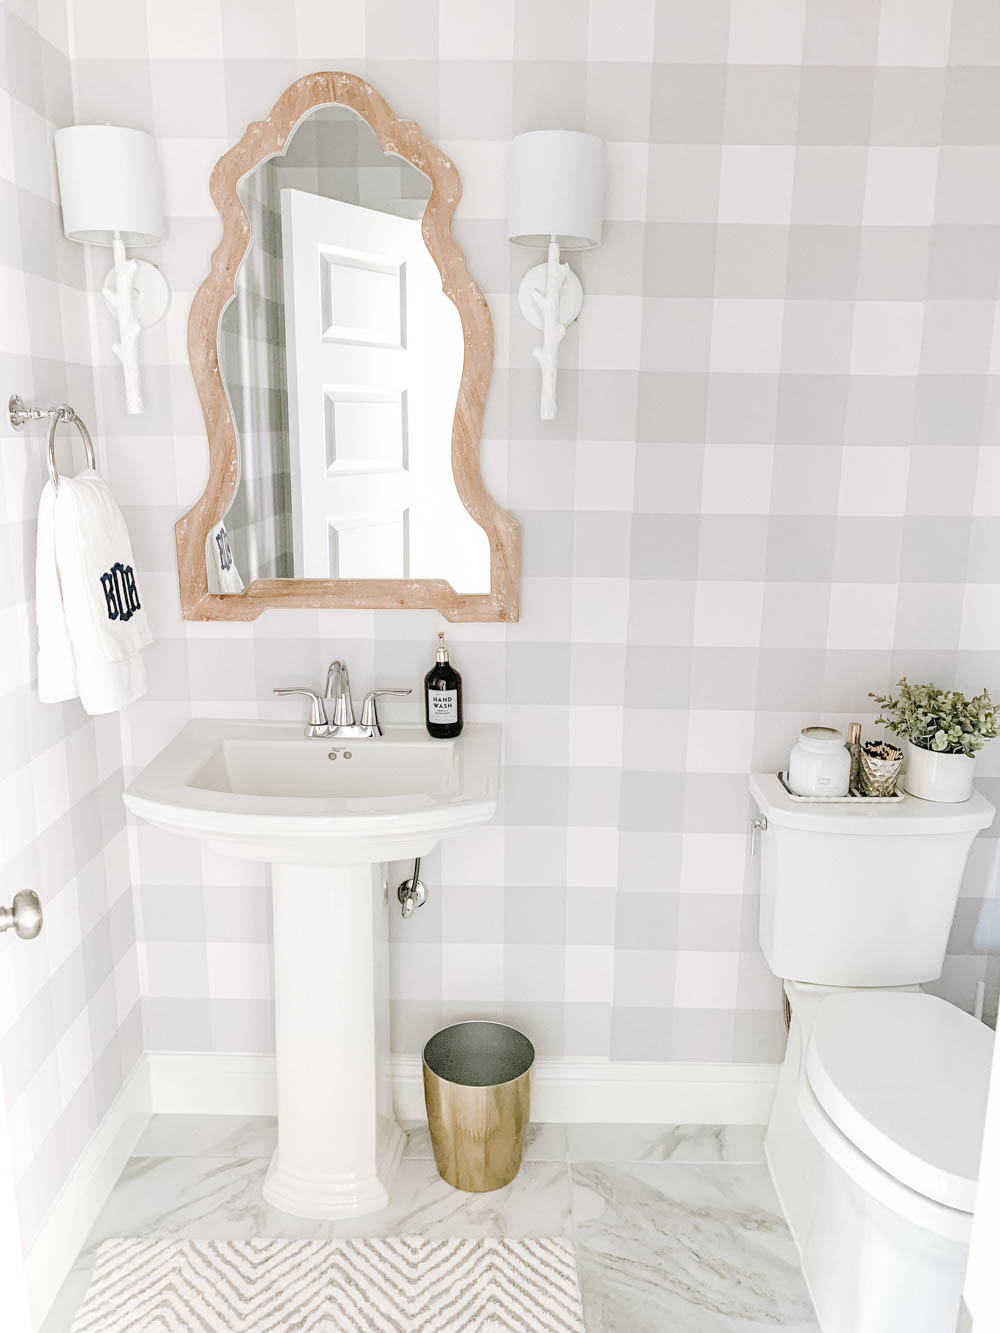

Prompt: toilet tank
xmin=749 ymin=774 xmax=995 ymax=987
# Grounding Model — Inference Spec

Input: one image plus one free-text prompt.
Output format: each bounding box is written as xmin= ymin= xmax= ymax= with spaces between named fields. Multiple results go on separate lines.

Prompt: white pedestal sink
xmin=124 ymin=720 xmax=500 ymax=1219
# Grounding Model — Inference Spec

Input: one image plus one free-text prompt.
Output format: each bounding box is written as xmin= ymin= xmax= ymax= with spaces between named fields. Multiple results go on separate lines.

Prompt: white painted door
xmin=281 ymin=188 xmax=489 ymax=589
xmin=0 ymin=1059 xmax=33 ymax=1331
xmin=960 ymin=1025 xmax=1000 ymax=1331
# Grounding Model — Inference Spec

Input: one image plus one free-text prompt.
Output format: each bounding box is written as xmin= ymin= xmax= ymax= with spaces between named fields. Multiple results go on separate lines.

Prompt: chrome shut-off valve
xmin=397 ymin=858 xmax=427 ymax=919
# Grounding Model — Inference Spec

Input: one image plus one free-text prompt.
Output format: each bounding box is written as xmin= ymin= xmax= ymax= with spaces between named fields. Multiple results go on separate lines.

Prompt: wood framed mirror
xmin=178 ymin=72 xmax=518 ymax=622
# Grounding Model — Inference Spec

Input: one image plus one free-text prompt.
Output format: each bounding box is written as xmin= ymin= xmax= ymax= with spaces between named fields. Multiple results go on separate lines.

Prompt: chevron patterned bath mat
xmin=69 ymin=1235 xmax=587 ymax=1332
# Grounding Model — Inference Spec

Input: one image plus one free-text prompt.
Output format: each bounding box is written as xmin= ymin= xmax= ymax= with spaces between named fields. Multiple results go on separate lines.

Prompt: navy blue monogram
xmin=100 ymin=562 xmax=141 ymax=623
xmin=215 ymin=526 xmax=234 ymax=572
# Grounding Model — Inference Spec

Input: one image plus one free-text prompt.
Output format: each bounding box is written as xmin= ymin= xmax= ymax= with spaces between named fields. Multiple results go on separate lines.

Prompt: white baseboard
xmin=23 ymin=1058 xmax=151 ymax=1328
xmin=147 ymin=1051 xmax=278 ymax=1116
xmin=24 ymin=1050 xmax=778 ymax=1326
xmin=143 ymin=1051 xmax=779 ymax=1126
xmin=392 ymin=1056 xmax=778 ymax=1123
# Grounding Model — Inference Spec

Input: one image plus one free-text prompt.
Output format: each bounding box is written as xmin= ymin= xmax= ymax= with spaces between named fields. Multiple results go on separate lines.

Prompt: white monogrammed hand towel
xmin=36 ymin=468 xmax=152 ymax=715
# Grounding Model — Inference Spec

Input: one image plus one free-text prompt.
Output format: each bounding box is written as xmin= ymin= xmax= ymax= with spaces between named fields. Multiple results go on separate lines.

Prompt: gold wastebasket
xmin=422 ymin=1021 xmax=534 ymax=1192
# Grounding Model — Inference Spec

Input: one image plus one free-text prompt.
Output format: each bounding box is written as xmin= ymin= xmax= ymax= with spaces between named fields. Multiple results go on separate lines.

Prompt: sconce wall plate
xmin=101 ymin=259 xmax=170 ymax=328
xmin=518 ymin=263 xmax=583 ymax=330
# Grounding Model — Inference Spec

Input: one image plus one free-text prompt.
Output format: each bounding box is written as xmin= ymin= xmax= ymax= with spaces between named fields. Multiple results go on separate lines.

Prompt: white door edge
xmin=0 ymin=1059 xmax=33 ymax=1332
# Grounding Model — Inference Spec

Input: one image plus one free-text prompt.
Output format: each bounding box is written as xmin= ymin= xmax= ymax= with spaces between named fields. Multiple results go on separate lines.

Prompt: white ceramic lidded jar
xmin=788 ymin=726 xmax=852 ymax=797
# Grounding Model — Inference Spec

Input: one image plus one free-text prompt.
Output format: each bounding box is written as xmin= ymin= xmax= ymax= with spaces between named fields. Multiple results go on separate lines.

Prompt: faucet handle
xmin=360 ymin=688 xmax=412 ymax=735
xmin=273 ymin=688 xmax=328 ymax=733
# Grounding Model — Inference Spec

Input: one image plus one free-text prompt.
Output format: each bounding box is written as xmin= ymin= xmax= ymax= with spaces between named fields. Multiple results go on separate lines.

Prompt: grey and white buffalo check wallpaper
xmin=0 ymin=0 xmax=143 ymax=1253
xmin=4 ymin=0 xmax=1000 ymax=1254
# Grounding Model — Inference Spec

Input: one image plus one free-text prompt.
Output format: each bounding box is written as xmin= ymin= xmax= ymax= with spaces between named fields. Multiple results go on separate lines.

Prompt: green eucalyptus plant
xmin=869 ymin=678 xmax=999 ymax=758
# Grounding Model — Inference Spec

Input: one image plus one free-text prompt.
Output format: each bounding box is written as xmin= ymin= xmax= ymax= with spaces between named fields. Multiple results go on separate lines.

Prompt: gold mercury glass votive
xmin=858 ymin=741 xmax=903 ymax=797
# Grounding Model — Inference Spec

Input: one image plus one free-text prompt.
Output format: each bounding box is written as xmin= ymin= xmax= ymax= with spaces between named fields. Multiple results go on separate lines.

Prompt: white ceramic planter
xmin=903 ymin=740 xmax=976 ymax=804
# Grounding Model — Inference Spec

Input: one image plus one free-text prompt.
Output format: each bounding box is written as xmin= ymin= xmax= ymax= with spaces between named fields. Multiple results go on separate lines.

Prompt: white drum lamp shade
xmin=54 ymin=125 xmax=164 ymax=247
xmin=507 ymin=130 xmax=604 ymax=251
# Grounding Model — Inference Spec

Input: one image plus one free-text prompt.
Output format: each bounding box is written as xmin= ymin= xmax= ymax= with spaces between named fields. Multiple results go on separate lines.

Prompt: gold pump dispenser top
xmin=436 ymin=631 xmax=449 ymax=664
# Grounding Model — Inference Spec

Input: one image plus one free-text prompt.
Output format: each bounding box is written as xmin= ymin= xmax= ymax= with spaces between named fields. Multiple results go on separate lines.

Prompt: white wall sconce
xmin=507 ymin=129 xmax=604 ymax=421
xmin=54 ymin=125 xmax=168 ymax=416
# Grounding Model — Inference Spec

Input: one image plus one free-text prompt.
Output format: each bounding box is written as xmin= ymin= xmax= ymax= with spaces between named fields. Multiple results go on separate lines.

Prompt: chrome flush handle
xmin=750 ymin=815 xmax=767 ymax=855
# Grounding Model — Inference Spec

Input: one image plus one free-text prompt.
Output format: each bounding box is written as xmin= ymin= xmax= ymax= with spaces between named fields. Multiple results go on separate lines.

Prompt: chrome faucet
xmin=325 ymin=660 xmax=355 ymax=727
xmin=274 ymin=658 xmax=411 ymax=739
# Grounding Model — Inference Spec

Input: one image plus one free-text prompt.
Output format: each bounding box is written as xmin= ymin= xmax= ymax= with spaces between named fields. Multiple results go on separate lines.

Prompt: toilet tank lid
xmin=749 ymin=773 xmax=995 ymax=834
xmin=805 ymin=991 xmax=994 ymax=1213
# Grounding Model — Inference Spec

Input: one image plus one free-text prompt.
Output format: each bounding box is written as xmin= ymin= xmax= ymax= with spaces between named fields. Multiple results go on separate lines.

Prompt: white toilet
xmin=749 ymin=774 xmax=997 ymax=1333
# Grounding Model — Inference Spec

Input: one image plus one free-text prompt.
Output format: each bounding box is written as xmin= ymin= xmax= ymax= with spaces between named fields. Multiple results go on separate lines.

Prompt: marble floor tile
xmin=134 ymin=1113 xmax=278 ymax=1159
xmin=80 ymin=1155 xmax=364 ymax=1249
xmin=403 ymin=1119 xmax=568 ymax=1162
xmin=78 ymin=1156 xmax=273 ymax=1257
xmin=327 ymin=1158 xmax=573 ymax=1240
xmin=572 ymin=1162 xmax=818 ymax=1333
xmin=568 ymin=1122 xmax=766 ymax=1165
xmin=42 ymin=1120 xmax=817 ymax=1333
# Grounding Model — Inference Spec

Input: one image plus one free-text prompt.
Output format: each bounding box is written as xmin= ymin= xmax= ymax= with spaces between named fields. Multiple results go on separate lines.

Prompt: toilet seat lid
xmin=805 ymin=991 xmax=994 ymax=1212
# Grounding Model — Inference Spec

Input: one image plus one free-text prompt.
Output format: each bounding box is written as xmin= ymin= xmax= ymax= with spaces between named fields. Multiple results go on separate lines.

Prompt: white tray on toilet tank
xmin=777 ymin=772 xmax=904 ymax=803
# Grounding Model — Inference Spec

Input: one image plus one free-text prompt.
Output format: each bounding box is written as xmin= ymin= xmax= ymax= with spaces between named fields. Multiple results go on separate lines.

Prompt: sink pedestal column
xmin=262 ymin=862 xmax=404 ymax=1219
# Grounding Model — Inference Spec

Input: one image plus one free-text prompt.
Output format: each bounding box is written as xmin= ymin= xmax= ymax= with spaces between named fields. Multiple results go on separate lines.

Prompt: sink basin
xmin=124 ymin=717 xmax=501 ymax=1221
xmin=192 ymin=736 xmax=456 ymax=798
xmin=125 ymin=719 xmax=500 ymax=863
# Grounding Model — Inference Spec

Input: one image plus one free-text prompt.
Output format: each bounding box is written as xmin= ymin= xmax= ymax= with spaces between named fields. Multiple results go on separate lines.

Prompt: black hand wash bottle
xmin=424 ymin=632 xmax=463 ymax=738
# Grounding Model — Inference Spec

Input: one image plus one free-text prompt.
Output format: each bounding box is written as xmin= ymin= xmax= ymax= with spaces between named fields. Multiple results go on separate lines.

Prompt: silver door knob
xmin=0 ymin=891 xmax=42 ymax=940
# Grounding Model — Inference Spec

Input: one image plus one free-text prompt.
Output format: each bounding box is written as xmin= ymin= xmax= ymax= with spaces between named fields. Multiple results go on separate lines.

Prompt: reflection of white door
xmin=0 ymin=1060 xmax=33 ymax=1332
xmin=281 ymin=188 xmax=489 ymax=589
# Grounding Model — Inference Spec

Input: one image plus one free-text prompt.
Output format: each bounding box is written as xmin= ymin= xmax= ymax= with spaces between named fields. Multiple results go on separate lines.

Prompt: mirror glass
xmin=216 ymin=104 xmax=490 ymax=593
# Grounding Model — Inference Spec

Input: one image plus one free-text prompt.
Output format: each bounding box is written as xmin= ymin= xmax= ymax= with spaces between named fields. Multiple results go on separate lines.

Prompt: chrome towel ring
xmin=47 ymin=409 xmax=95 ymax=491
xmin=9 ymin=394 xmax=96 ymax=491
